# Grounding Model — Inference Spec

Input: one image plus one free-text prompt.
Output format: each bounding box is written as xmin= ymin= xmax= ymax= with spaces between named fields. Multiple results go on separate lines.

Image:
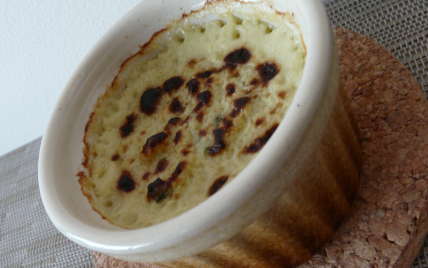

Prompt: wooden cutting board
xmin=94 ymin=27 xmax=428 ymax=268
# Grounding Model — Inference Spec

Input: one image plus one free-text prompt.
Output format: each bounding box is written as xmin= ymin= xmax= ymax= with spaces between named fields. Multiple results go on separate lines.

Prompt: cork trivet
xmin=93 ymin=27 xmax=428 ymax=268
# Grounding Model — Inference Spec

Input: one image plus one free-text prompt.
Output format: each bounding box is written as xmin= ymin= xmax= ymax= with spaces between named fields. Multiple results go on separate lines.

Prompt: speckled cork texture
xmin=93 ymin=27 xmax=428 ymax=268
xmin=300 ymin=28 xmax=428 ymax=268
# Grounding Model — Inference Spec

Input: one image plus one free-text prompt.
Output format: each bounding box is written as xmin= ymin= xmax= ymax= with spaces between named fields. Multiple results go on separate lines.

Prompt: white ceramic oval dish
xmin=39 ymin=0 xmax=361 ymax=266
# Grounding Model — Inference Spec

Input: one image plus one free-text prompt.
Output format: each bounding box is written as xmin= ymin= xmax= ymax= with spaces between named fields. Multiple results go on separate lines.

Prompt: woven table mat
xmin=1 ymin=0 xmax=427 ymax=267
xmin=0 ymin=138 xmax=93 ymax=267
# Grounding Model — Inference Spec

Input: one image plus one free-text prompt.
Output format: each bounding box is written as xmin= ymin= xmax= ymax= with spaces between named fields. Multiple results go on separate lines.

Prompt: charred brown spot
xmin=197 ymin=70 xmax=213 ymax=78
xmin=255 ymin=118 xmax=264 ymax=126
xmin=142 ymin=172 xmax=151 ymax=181
xmin=230 ymin=97 xmax=250 ymax=118
xmin=147 ymin=162 xmax=187 ymax=202
xmin=250 ymin=78 xmax=260 ymax=85
xmin=206 ymin=128 xmax=227 ymax=156
xmin=169 ymin=117 xmax=182 ymax=126
xmin=186 ymin=78 xmax=200 ymax=95
xmin=140 ymin=130 xmax=146 ymax=135
xmin=164 ymin=117 xmax=181 ymax=134
xmin=147 ymin=178 xmax=170 ymax=202
xmin=181 ymin=148 xmax=190 ymax=156
xmin=174 ymin=130 xmax=182 ymax=145
xmin=194 ymin=90 xmax=212 ymax=112
xmin=120 ymin=113 xmax=136 ymax=138
xmin=163 ymin=76 xmax=184 ymax=93
xmin=169 ymin=97 xmax=184 ymax=114
xmin=270 ymin=102 xmax=283 ymax=115
xmin=169 ymin=161 xmax=186 ymax=183
xmin=226 ymin=83 xmax=235 ymax=96
xmin=182 ymin=116 xmax=190 ymax=125
xmin=122 ymin=145 xmax=128 ymax=153
xmin=155 ymin=159 xmax=169 ymax=174
xmin=205 ymin=77 xmax=213 ymax=88
xmin=188 ymin=59 xmax=197 ymax=68
xmin=143 ymin=132 xmax=168 ymax=154
xmin=84 ymin=112 xmax=95 ymax=134
xmin=213 ymin=127 xmax=227 ymax=141
xmin=257 ymin=62 xmax=279 ymax=86
xmin=196 ymin=111 xmax=204 ymax=122
xmin=111 ymin=154 xmax=119 ymax=161
xmin=243 ymin=124 xmax=278 ymax=154
xmin=208 ymin=176 xmax=228 ymax=196
xmin=222 ymin=118 xmax=233 ymax=128
xmin=230 ymin=69 xmax=240 ymax=77
xmin=224 ymin=48 xmax=251 ymax=69
xmin=117 ymin=171 xmax=135 ymax=192
xmin=199 ymin=129 xmax=207 ymax=136
xmin=278 ymin=91 xmax=287 ymax=99
xmin=140 ymin=87 xmax=163 ymax=115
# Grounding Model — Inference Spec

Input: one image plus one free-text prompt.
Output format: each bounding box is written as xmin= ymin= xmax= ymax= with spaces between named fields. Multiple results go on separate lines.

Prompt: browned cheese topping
xmin=79 ymin=1 xmax=305 ymax=229
xmin=208 ymin=176 xmax=229 ymax=196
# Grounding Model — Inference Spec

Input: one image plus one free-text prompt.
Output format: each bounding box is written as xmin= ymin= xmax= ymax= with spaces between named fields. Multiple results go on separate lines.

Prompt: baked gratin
xmin=79 ymin=1 xmax=306 ymax=229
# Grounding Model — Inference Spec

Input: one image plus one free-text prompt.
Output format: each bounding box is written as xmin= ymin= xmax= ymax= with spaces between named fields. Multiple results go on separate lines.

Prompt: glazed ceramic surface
xmin=38 ymin=0 xmax=360 ymax=266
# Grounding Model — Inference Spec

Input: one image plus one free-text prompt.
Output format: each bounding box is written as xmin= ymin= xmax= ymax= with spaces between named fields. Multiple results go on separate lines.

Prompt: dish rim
xmin=38 ymin=0 xmax=332 ymax=257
